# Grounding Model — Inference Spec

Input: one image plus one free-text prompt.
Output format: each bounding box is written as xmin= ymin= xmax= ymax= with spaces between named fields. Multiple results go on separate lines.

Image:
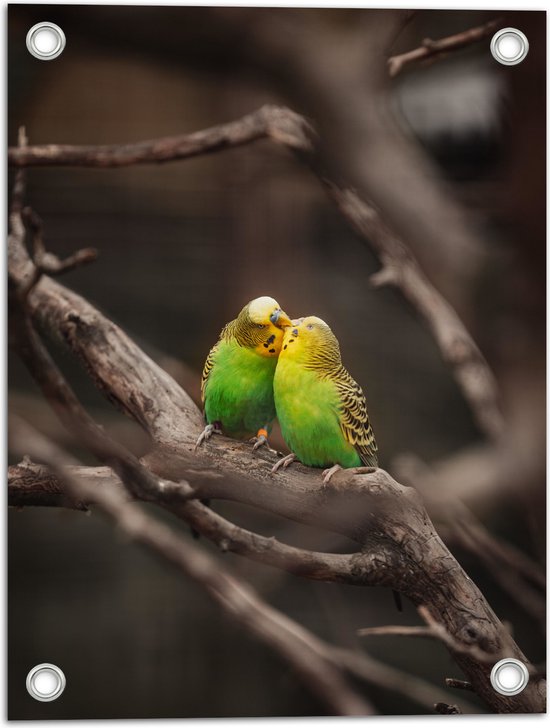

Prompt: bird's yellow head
xmin=233 ymin=296 xmax=292 ymax=357
xmin=279 ymin=315 xmax=342 ymax=368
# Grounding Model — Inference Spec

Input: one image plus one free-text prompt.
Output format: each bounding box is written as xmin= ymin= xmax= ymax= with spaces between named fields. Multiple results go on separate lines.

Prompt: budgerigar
xmin=272 ymin=316 xmax=378 ymax=482
xmin=196 ymin=296 xmax=292 ymax=450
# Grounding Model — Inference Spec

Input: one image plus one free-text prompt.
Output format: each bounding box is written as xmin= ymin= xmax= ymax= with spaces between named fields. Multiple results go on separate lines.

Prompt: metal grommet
xmin=490 ymin=28 xmax=529 ymax=66
xmin=26 ymin=22 xmax=66 ymax=61
xmin=26 ymin=663 xmax=66 ymax=702
xmin=490 ymin=658 xmax=529 ymax=696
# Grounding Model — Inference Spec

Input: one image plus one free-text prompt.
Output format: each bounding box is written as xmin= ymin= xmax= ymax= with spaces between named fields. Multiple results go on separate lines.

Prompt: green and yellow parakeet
xmin=196 ymin=296 xmax=292 ymax=450
xmin=272 ymin=316 xmax=378 ymax=482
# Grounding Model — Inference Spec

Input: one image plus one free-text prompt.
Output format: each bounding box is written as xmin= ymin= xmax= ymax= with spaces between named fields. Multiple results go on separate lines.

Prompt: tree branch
xmin=395 ymin=453 xmax=546 ymax=629
xmin=20 ymin=206 xmax=97 ymax=293
xmin=387 ymin=18 xmax=503 ymax=77
xmin=6 ymin=458 xmax=390 ymax=588
xmin=8 ymin=106 xmax=314 ymax=168
xmin=445 ymin=678 xmax=474 ymax=692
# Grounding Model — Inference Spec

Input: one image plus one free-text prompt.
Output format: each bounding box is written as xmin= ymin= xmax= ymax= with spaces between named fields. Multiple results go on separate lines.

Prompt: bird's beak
xmin=270 ymin=309 xmax=293 ymax=328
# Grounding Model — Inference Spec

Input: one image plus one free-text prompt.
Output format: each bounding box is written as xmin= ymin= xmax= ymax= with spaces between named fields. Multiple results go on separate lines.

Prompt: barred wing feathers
xmin=333 ymin=365 xmax=378 ymax=467
xmin=200 ymin=343 xmax=219 ymax=403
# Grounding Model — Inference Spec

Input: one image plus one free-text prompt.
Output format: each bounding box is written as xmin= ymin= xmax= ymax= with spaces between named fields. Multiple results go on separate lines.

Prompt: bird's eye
xmin=306 ymin=324 xmax=314 ymax=330
xmin=256 ymin=323 xmax=265 ymax=329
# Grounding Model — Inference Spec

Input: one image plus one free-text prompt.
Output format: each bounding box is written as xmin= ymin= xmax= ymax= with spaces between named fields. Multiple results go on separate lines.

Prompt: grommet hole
xmin=490 ymin=28 xmax=529 ymax=66
xmin=490 ymin=658 xmax=529 ymax=696
xmin=26 ymin=22 xmax=66 ymax=61
xmin=26 ymin=663 xmax=66 ymax=702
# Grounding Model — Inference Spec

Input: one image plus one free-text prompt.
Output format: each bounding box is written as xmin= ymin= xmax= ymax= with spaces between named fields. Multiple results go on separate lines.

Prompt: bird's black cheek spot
xmin=269 ymin=348 xmax=276 ymax=353
xmin=288 ymin=339 xmax=294 ymax=343
xmin=283 ymin=345 xmax=287 ymax=350
xmin=263 ymin=343 xmax=269 ymax=348
xmin=266 ymin=334 xmax=276 ymax=345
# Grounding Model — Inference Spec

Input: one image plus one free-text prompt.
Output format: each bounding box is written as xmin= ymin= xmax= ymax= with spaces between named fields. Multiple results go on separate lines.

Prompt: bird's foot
xmin=249 ymin=428 xmax=277 ymax=455
xmin=250 ymin=434 xmax=267 ymax=450
xmin=271 ymin=453 xmax=296 ymax=474
xmin=194 ymin=423 xmax=222 ymax=450
xmin=322 ymin=464 xmax=342 ymax=485
xmin=250 ymin=436 xmax=278 ymax=455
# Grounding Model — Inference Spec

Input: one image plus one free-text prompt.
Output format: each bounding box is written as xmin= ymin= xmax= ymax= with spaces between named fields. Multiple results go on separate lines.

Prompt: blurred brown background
xmin=8 ymin=5 xmax=545 ymax=719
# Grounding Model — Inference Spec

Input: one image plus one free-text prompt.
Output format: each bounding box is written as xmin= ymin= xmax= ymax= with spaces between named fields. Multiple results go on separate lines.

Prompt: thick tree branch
xmin=6 ymin=459 xmax=390 ymax=588
xmin=9 ymin=420 xmax=373 ymax=717
xmin=387 ymin=18 xmax=503 ymax=77
xmin=395 ymin=453 xmax=546 ymax=629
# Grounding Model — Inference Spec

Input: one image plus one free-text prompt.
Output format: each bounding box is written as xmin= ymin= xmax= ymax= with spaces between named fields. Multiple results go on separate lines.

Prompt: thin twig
xmin=358 ymin=611 xmax=502 ymax=667
xmin=417 ymin=605 xmax=507 ymax=666
xmin=330 ymin=648 xmax=475 ymax=714
xmin=387 ymin=18 xmax=503 ymax=77
xmin=358 ymin=604 xmax=542 ymax=678
xmin=445 ymin=678 xmax=474 ymax=692
xmin=22 ymin=206 xmax=98 ymax=278
xmin=358 ymin=625 xmax=435 ymax=639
